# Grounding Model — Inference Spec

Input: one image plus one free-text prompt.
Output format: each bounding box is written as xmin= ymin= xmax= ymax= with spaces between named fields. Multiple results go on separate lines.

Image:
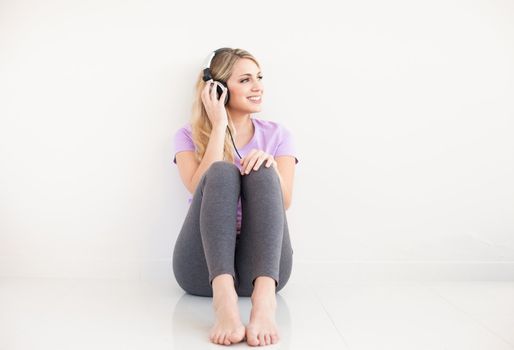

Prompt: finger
xmin=240 ymin=149 xmax=257 ymax=172
xmin=218 ymin=85 xmax=227 ymax=105
xmin=264 ymin=156 xmax=274 ymax=168
xmin=244 ymin=151 xmax=262 ymax=174
xmin=252 ymin=155 xmax=268 ymax=171
xmin=244 ymin=151 xmax=263 ymax=174
xmin=208 ymin=81 xmax=214 ymax=100
xmin=203 ymin=79 xmax=212 ymax=94
xmin=210 ymin=81 xmax=219 ymax=101
xmin=243 ymin=156 xmax=257 ymax=174
xmin=243 ymin=157 xmax=256 ymax=174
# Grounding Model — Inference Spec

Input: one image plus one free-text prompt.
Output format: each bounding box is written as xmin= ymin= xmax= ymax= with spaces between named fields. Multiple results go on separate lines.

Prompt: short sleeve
xmin=173 ymin=126 xmax=195 ymax=164
xmin=274 ymin=125 xmax=299 ymax=164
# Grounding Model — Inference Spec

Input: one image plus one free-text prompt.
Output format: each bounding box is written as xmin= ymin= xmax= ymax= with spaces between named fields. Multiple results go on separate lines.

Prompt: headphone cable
xmin=226 ymin=126 xmax=243 ymax=160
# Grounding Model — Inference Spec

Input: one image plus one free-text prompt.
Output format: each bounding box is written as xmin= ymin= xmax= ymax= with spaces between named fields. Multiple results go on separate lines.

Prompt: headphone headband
xmin=202 ymin=48 xmax=231 ymax=82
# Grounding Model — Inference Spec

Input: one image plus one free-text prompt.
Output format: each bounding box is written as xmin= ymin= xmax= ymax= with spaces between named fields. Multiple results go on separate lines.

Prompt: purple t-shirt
xmin=172 ymin=116 xmax=299 ymax=234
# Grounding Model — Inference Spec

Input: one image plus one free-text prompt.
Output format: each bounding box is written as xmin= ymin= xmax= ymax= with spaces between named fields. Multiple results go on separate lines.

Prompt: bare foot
xmin=209 ymin=290 xmax=246 ymax=346
xmin=246 ymin=293 xmax=279 ymax=346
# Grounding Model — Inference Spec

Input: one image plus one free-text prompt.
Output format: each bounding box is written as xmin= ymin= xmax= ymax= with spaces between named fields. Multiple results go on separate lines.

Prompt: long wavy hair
xmin=190 ymin=48 xmax=260 ymax=163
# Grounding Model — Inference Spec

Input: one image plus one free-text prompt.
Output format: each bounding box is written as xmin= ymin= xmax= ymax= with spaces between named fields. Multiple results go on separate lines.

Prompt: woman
xmin=172 ymin=47 xmax=299 ymax=347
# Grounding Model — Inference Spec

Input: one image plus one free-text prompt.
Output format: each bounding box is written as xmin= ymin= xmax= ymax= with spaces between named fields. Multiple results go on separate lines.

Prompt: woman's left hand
xmin=240 ymin=149 xmax=277 ymax=175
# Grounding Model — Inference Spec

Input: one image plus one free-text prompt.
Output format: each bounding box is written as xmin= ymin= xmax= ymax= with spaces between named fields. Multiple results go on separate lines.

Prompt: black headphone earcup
xmin=216 ymin=81 xmax=229 ymax=105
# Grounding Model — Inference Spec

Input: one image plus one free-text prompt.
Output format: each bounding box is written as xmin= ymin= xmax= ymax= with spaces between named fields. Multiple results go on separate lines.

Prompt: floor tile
xmin=0 ymin=278 xmax=347 ymax=350
xmin=315 ymin=282 xmax=514 ymax=350
xmin=428 ymin=282 xmax=514 ymax=347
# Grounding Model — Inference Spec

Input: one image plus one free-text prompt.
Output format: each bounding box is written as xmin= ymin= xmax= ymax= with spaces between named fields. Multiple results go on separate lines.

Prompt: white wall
xmin=1 ymin=0 xmax=513 ymax=280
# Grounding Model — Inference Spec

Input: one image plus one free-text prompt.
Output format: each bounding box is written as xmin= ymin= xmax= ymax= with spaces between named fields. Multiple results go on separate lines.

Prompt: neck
xmin=228 ymin=111 xmax=252 ymax=133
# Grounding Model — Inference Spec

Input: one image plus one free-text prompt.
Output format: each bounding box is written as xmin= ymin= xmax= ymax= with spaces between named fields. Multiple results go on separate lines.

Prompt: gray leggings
xmin=172 ymin=161 xmax=293 ymax=297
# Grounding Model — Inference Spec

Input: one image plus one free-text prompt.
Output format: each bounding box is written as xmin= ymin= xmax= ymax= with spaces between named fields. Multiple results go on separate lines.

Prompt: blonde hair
xmin=190 ymin=48 xmax=260 ymax=163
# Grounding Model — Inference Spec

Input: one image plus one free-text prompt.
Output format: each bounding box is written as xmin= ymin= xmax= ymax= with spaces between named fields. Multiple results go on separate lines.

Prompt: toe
xmin=247 ymin=331 xmax=259 ymax=346
xmin=216 ymin=333 xmax=223 ymax=344
xmin=265 ymin=334 xmax=271 ymax=345
xmin=224 ymin=335 xmax=231 ymax=346
xmin=258 ymin=333 xmax=265 ymax=346
xmin=271 ymin=334 xmax=279 ymax=344
xmin=229 ymin=330 xmax=242 ymax=343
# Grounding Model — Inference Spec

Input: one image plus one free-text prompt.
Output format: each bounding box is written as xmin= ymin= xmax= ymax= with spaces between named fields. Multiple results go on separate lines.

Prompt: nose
xmin=251 ymin=79 xmax=262 ymax=91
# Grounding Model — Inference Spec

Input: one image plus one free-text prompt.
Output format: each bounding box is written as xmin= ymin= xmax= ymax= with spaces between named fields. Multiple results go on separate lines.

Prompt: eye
xmin=240 ymin=76 xmax=263 ymax=83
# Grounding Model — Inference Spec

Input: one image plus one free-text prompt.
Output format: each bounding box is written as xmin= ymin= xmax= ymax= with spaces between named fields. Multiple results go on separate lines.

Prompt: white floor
xmin=1 ymin=273 xmax=514 ymax=349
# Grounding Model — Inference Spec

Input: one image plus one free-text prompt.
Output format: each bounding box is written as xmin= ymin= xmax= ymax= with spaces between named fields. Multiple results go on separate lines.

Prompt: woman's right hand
xmin=201 ymin=79 xmax=229 ymax=128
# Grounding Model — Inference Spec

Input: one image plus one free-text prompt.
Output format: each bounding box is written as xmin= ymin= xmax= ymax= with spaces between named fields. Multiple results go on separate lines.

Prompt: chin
xmin=229 ymin=102 xmax=262 ymax=114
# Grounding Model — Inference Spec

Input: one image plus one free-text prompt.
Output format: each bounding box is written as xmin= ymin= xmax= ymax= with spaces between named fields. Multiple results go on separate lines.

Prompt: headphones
xmin=202 ymin=48 xmax=230 ymax=105
xmin=202 ymin=48 xmax=242 ymax=160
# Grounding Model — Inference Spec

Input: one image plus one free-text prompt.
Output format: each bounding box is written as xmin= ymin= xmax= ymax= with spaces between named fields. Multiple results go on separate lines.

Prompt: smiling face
xmin=225 ymin=58 xmax=264 ymax=114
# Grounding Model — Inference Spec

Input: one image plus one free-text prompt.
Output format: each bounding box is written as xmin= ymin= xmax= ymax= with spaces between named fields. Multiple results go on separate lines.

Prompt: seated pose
xmin=172 ymin=47 xmax=299 ymax=347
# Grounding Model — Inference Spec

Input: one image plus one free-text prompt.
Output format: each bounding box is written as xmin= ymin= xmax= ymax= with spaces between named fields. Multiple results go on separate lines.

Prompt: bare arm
xmin=176 ymin=80 xmax=229 ymax=194
xmin=275 ymin=156 xmax=296 ymax=210
xmin=187 ymin=124 xmax=227 ymax=194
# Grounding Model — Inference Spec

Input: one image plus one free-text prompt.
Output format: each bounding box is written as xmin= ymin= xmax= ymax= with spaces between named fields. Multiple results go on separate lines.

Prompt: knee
xmin=244 ymin=164 xmax=280 ymax=186
xmin=202 ymin=161 xmax=241 ymax=192
xmin=206 ymin=161 xmax=240 ymax=181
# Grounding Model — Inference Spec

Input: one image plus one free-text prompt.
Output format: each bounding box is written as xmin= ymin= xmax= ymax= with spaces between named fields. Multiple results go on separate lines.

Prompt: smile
xmin=247 ymin=96 xmax=262 ymax=103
